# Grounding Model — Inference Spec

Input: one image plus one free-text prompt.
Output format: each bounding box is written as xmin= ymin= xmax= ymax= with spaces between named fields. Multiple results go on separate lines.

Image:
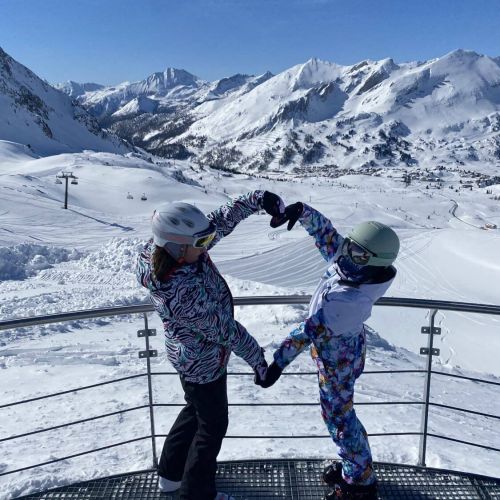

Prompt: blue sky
xmin=1 ymin=0 xmax=499 ymax=85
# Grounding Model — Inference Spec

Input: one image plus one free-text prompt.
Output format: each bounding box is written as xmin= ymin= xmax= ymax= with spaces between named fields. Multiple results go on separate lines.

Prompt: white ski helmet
xmin=151 ymin=202 xmax=216 ymax=259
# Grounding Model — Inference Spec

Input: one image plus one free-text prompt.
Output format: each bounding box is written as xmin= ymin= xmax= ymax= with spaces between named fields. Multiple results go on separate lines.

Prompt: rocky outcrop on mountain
xmin=212 ymin=74 xmax=252 ymax=96
xmin=274 ymin=81 xmax=348 ymax=124
xmin=356 ymin=59 xmax=399 ymax=95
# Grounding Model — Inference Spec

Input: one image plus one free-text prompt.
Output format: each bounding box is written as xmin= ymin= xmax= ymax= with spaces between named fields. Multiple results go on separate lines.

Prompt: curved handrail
xmin=1 ymin=296 xmax=500 ymax=331
xmin=1 ymin=296 xmax=499 ymax=481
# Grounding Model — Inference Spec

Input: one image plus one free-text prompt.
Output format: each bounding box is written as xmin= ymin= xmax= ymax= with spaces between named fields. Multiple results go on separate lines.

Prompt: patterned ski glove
xmin=254 ymin=361 xmax=283 ymax=388
xmin=270 ymin=202 xmax=303 ymax=230
xmin=262 ymin=191 xmax=285 ymax=226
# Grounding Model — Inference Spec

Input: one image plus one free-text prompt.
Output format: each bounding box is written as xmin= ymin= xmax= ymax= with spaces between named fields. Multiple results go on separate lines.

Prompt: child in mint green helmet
xmin=256 ymin=202 xmax=399 ymax=500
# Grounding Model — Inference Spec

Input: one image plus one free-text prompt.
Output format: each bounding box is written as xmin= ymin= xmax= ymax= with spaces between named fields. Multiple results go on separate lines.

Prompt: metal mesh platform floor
xmin=19 ymin=460 xmax=500 ymax=499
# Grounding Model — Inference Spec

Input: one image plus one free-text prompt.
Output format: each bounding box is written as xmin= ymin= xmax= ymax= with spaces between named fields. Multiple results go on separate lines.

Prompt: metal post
xmin=64 ymin=176 xmax=69 ymax=209
xmin=141 ymin=313 xmax=158 ymax=468
xmin=418 ymin=309 xmax=439 ymax=466
xmin=56 ymin=172 xmax=78 ymax=209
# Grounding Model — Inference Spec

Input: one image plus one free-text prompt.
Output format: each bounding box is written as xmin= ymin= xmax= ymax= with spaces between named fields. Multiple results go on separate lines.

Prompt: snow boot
xmin=323 ymin=479 xmax=378 ymax=499
xmin=158 ymin=475 xmax=181 ymax=492
xmin=322 ymin=461 xmax=343 ymax=485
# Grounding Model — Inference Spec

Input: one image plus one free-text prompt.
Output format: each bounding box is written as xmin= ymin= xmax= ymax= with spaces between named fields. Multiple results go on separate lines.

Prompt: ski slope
xmin=0 ymin=143 xmax=499 ymax=497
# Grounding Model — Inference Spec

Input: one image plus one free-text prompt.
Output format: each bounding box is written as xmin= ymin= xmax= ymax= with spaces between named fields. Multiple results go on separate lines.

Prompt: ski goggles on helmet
xmin=192 ymin=223 xmax=217 ymax=248
xmin=153 ymin=217 xmax=217 ymax=249
xmin=342 ymin=237 xmax=376 ymax=266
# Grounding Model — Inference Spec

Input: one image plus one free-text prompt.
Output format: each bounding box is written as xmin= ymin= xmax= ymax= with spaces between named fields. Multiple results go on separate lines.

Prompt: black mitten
xmin=270 ymin=202 xmax=303 ymax=230
xmin=262 ymin=191 xmax=285 ymax=216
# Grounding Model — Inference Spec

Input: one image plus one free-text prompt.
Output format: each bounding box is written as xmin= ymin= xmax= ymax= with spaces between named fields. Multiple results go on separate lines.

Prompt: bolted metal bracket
xmin=139 ymin=350 xmax=158 ymax=359
xmin=137 ymin=328 xmax=156 ymax=338
xmin=421 ymin=326 xmax=441 ymax=335
xmin=420 ymin=347 xmax=440 ymax=356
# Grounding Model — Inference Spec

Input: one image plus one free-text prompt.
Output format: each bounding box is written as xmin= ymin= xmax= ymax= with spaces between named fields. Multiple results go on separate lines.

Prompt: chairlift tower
xmin=55 ymin=172 xmax=78 ymax=209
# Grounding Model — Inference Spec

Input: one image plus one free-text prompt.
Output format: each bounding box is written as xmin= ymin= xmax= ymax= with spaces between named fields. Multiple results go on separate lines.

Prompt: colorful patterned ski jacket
xmin=273 ymin=204 xmax=396 ymax=375
xmin=136 ymin=191 xmax=267 ymax=384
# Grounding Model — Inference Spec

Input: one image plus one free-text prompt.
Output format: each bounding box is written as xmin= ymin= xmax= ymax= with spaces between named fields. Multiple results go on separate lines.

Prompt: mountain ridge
xmin=0 ymin=47 xmax=130 ymax=156
xmin=4 ymin=48 xmax=500 ymax=171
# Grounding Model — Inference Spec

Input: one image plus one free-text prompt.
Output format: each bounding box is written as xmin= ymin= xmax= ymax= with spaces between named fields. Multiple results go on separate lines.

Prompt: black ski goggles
xmin=342 ymin=237 xmax=376 ymax=266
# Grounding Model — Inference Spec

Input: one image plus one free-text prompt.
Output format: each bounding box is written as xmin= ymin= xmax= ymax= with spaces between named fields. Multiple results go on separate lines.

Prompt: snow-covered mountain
xmin=53 ymin=81 xmax=105 ymax=98
xmin=62 ymin=50 xmax=500 ymax=173
xmin=184 ymin=50 xmax=500 ymax=172
xmin=76 ymin=67 xmax=203 ymax=121
xmin=69 ymin=68 xmax=274 ymax=126
xmin=0 ymin=47 xmax=129 ymax=156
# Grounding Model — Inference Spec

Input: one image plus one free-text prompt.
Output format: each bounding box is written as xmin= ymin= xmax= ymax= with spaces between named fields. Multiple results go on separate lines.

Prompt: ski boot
xmin=322 ymin=461 xmax=343 ymax=485
xmin=214 ymin=492 xmax=235 ymax=500
xmin=323 ymin=479 xmax=378 ymax=499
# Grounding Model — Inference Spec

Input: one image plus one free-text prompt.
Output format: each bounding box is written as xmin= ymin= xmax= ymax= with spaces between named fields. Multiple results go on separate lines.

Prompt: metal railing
xmin=1 ymin=296 xmax=499 ymax=481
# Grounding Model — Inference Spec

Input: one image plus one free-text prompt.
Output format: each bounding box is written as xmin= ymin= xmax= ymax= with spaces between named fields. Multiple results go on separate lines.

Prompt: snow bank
xmin=76 ymin=237 xmax=144 ymax=275
xmin=0 ymin=244 xmax=82 ymax=281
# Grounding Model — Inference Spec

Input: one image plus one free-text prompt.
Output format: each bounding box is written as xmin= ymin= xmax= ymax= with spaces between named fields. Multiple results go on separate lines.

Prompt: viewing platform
xmin=2 ymin=297 xmax=499 ymax=499
xmin=19 ymin=459 xmax=500 ymax=499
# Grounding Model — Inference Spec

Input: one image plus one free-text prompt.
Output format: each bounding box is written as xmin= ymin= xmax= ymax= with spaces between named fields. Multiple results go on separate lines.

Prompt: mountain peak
xmin=442 ymin=48 xmax=482 ymax=62
xmin=162 ymin=67 xmax=199 ymax=87
xmin=291 ymin=58 xmax=342 ymax=91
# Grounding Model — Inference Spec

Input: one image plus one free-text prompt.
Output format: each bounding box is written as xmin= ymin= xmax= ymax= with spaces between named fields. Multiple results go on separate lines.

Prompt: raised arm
xmin=271 ymin=202 xmax=343 ymax=262
xmin=299 ymin=203 xmax=343 ymax=262
xmin=206 ymin=190 xmax=284 ymax=249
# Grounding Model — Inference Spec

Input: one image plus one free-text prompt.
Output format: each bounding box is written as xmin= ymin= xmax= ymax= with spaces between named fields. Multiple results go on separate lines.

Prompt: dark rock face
xmin=0 ymin=47 xmax=12 ymax=76
xmin=212 ymin=74 xmax=250 ymax=96
xmin=15 ymin=86 xmax=49 ymax=119
xmin=270 ymin=82 xmax=348 ymax=127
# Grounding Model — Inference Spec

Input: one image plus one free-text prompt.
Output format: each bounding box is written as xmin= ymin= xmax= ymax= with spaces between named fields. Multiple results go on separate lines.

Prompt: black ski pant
xmin=158 ymin=373 xmax=228 ymax=500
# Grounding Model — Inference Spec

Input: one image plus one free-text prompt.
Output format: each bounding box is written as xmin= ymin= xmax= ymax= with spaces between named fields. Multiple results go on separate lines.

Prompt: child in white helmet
xmin=137 ymin=191 xmax=284 ymax=500
xmin=256 ymin=201 xmax=400 ymax=500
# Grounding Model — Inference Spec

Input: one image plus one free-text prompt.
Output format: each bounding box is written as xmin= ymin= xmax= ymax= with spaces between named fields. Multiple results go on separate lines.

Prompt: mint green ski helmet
xmin=346 ymin=221 xmax=400 ymax=267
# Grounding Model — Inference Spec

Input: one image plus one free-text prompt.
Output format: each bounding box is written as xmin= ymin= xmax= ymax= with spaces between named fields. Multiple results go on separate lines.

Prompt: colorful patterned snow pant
xmin=314 ymin=331 xmax=376 ymax=485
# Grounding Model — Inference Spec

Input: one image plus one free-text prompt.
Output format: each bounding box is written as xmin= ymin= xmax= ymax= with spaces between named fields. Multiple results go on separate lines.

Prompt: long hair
xmin=152 ymin=245 xmax=178 ymax=282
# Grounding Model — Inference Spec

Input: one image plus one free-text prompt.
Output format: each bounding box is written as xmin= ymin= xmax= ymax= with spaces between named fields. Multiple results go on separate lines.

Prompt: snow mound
xmin=78 ymin=237 xmax=145 ymax=274
xmin=0 ymin=244 xmax=82 ymax=280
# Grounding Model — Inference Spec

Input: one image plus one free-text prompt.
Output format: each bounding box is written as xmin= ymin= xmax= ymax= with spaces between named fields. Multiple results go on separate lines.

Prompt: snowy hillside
xmin=62 ymin=50 xmax=500 ymax=173
xmin=0 ymin=142 xmax=499 ymax=497
xmin=0 ymin=48 xmax=129 ymax=156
